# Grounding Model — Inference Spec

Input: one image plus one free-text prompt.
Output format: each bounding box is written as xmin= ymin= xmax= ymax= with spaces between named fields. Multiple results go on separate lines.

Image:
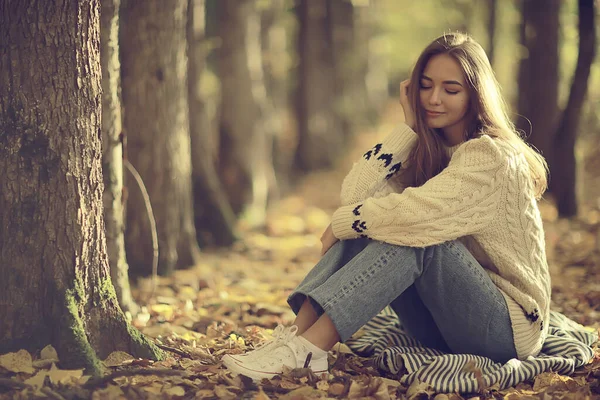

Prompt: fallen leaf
xmin=0 ymin=349 xmax=35 ymax=374
xmin=24 ymin=370 xmax=49 ymax=389
xmin=39 ymin=345 xmax=59 ymax=362
xmin=254 ymin=388 xmax=272 ymax=400
xmin=195 ymin=389 xmax=216 ymax=398
xmin=316 ymin=380 xmax=329 ymax=391
xmin=103 ymin=351 xmax=134 ymax=368
xmin=46 ymin=363 xmax=84 ymax=385
xmin=163 ymin=385 xmax=186 ymax=397
xmin=280 ymin=386 xmax=325 ymax=399
xmin=214 ymin=384 xmax=237 ymax=399
xmin=91 ymin=384 xmax=126 ymax=400
xmin=328 ymin=382 xmax=346 ymax=396
xmin=532 ymin=371 xmax=581 ymax=392
xmin=406 ymin=379 xmax=433 ymax=400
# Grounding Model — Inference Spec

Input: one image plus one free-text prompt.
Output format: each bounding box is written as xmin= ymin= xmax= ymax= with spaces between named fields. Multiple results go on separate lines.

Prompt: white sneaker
xmin=222 ymin=336 xmax=328 ymax=381
xmin=226 ymin=325 xmax=299 ymax=364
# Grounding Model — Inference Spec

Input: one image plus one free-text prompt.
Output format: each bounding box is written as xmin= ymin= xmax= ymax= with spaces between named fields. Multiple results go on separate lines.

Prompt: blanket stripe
xmin=344 ymin=309 xmax=596 ymax=393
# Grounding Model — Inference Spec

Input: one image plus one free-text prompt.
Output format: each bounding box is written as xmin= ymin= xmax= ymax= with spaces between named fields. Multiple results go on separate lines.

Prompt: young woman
xmin=223 ymin=32 xmax=551 ymax=381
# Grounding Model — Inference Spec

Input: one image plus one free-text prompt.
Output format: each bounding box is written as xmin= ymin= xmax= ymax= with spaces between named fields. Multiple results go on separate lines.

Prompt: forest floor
xmin=2 ymin=110 xmax=600 ymax=399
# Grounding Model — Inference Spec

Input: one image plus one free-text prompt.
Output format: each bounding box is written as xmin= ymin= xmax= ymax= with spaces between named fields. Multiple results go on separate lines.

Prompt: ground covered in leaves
xmin=2 ymin=121 xmax=600 ymax=399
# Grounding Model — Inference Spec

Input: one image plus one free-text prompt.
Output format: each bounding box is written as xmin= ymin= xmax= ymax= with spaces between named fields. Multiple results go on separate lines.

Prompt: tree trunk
xmin=188 ymin=0 xmax=238 ymax=246
xmin=486 ymin=0 xmax=497 ymax=66
xmin=294 ymin=0 xmax=344 ymax=172
xmin=100 ymin=0 xmax=138 ymax=314
xmin=217 ymin=0 xmax=277 ymax=225
xmin=0 ymin=0 xmax=161 ymax=373
xmin=551 ymin=0 xmax=596 ymax=217
xmin=121 ymin=0 xmax=201 ymax=275
xmin=516 ymin=0 xmax=560 ymax=167
xmin=329 ymin=0 xmax=357 ymax=138
xmin=363 ymin=0 xmax=388 ymax=119
xmin=261 ymin=0 xmax=292 ymax=190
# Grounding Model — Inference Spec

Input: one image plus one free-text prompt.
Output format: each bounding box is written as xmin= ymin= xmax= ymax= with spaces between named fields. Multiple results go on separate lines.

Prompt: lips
xmin=426 ymin=110 xmax=444 ymax=116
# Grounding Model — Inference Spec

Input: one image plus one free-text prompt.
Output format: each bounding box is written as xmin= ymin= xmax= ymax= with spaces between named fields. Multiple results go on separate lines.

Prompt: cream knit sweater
xmin=331 ymin=123 xmax=551 ymax=359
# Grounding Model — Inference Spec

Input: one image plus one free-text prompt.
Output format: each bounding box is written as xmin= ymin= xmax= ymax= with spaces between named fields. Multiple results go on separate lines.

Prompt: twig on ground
xmin=155 ymin=343 xmax=192 ymax=359
xmin=83 ymin=368 xmax=187 ymax=389
xmin=0 ymin=378 xmax=28 ymax=390
xmin=41 ymin=387 xmax=67 ymax=400
xmin=260 ymin=383 xmax=291 ymax=394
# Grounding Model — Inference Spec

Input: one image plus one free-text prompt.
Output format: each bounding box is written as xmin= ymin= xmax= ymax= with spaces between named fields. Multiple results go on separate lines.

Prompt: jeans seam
xmin=322 ymin=255 xmax=388 ymax=310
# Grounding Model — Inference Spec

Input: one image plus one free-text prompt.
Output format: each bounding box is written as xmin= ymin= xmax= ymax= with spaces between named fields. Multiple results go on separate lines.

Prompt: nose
xmin=428 ymin=88 xmax=442 ymax=105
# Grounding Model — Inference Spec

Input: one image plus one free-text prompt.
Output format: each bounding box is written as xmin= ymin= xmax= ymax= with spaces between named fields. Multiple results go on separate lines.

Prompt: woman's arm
xmin=340 ymin=123 xmax=417 ymax=206
xmin=333 ymin=136 xmax=509 ymax=246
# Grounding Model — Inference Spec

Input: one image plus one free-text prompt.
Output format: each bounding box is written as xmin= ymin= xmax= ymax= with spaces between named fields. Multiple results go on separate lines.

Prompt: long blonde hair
xmin=396 ymin=32 xmax=548 ymax=198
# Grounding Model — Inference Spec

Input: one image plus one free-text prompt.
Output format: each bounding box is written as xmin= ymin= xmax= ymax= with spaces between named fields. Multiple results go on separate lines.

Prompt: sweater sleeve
xmin=331 ymin=136 xmax=508 ymax=246
xmin=340 ymin=123 xmax=418 ymax=206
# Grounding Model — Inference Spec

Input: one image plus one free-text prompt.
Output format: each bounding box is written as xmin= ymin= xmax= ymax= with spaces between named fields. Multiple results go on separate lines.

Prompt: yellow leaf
xmin=91 ymin=384 xmax=126 ymax=400
xmin=280 ymin=386 xmax=325 ymax=399
xmin=24 ymin=370 xmax=49 ymax=389
xmin=163 ymin=385 xmax=186 ymax=397
xmin=103 ymin=351 xmax=134 ymax=368
xmin=47 ymin=362 xmax=83 ymax=385
xmin=214 ymin=385 xmax=237 ymax=400
xmin=0 ymin=349 xmax=35 ymax=374
xmin=195 ymin=389 xmax=215 ymax=398
xmin=150 ymin=304 xmax=175 ymax=320
xmin=141 ymin=382 xmax=163 ymax=394
xmin=316 ymin=380 xmax=329 ymax=392
xmin=40 ymin=345 xmax=59 ymax=361
xmin=406 ymin=379 xmax=433 ymax=400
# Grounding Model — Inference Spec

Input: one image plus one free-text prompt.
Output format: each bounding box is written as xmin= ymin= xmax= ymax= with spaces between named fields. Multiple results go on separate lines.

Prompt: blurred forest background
xmin=1 ymin=0 xmax=600 ymax=393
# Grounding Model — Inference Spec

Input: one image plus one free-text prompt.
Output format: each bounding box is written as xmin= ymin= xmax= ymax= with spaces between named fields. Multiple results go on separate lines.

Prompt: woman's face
xmin=419 ymin=54 xmax=471 ymax=140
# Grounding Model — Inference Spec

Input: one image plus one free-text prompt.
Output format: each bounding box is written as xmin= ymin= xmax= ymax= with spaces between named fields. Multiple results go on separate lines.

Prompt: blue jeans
xmin=288 ymin=238 xmax=517 ymax=362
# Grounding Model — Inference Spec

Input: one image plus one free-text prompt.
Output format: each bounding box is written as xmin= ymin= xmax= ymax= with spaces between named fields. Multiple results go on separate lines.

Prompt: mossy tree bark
xmin=100 ymin=0 xmax=138 ymax=314
xmin=0 ymin=0 xmax=162 ymax=374
xmin=188 ymin=0 xmax=238 ymax=247
xmin=121 ymin=0 xmax=201 ymax=275
xmin=217 ymin=0 xmax=278 ymax=225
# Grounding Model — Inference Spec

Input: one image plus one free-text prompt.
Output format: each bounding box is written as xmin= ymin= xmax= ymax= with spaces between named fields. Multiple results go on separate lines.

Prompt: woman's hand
xmin=320 ymin=223 xmax=339 ymax=256
xmin=399 ymin=79 xmax=416 ymax=130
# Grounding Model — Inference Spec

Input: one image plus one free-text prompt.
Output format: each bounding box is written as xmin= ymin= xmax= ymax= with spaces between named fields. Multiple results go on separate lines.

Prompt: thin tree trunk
xmin=517 ymin=0 xmax=560 ymax=167
xmin=551 ymin=0 xmax=596 ymax=217
xmin=486 ymin=0 xmax=497 ymax=65
xmin=0 ymin=0 xmax=161 ymax=373
xmin=363 ymin=0 xmax=388 ymax=120
xmin=261 ymin=0 xmax=291 ymax=191
xmin=121 ymin=0 xmax=201 ymax=275
xmin=217 ymin=0 xmax=276 ymax=225
xmin=294 ymin=0 xmax=344 ymax=172
xmin=328 ymin=0 xmax=356 ymax=138
xmin=188 ymin=0 xmax=237 ymax=246
xmin=100 ymin=0 xmax=138 ymax=314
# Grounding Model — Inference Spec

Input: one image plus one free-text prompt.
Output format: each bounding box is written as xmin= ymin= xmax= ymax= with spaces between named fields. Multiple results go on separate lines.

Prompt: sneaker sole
xmin=222 ymin=355 xmax=328 ymax=381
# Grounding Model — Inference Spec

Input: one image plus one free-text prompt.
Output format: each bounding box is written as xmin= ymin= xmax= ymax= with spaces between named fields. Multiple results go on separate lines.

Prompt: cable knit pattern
xmin=331 ymin=126 xmax=551 ymax=359
xmin=340 ymin=123 xmax=418 ymax=206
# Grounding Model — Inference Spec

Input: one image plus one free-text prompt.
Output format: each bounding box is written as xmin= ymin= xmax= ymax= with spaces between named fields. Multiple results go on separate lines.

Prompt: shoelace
xmin=251 ymin=325 xmax=298 ymax=354
xmin=260 ymin=338 xmax=313 ymax=368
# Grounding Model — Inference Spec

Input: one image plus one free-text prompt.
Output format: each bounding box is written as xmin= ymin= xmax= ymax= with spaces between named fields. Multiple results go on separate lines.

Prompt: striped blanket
xmin=344 ymin=308 xmax=597 ymax=393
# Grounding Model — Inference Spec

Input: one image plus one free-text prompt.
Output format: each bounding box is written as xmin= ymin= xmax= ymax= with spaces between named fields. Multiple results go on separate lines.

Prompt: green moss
xmin=59 ymin=289 xmax=104 ymax=376
xmin=96 ymin=277 xmax=118 ymax=307
xmin=122 ymin=314 xmax=164 ymax=361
